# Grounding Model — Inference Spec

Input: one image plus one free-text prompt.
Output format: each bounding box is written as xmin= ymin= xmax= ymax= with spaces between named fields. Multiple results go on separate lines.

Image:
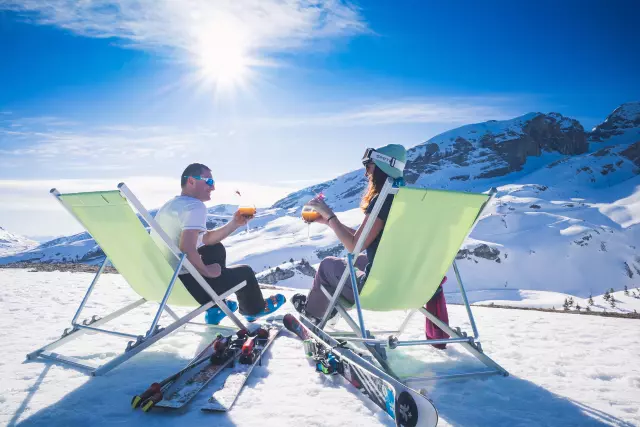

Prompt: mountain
xmin=272 ymin=103 xmax=640 ymax=210
xmin=0 ymin=227 xmax=38 ymax=256
xmin=2 ymin=102 xmax=639 ymax=298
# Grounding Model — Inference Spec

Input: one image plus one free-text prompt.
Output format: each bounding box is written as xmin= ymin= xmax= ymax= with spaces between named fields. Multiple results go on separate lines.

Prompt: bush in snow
xmin=563 ymin=298 xmax=570 ymax=311
xmin=588 ymin=294 xmax=594 ymax=305
xmin=624 ymin=285 xmax=629 ymax=295
xmin=575 ymin=304 xmax=581 ymax=311
xmin=604 ymin=289 xmax=611 ymax=301
xmin=610 ymin=296 xmax=616 ymax=308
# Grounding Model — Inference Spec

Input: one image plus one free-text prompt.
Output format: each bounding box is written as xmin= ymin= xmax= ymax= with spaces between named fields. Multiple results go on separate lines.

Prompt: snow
xmin=0 ymin=227 xmax=37 ymax=256
xmin=1 ymin=268 xmax=639 ymax=426
xmin=606 ymin=102 xmax=640 ymax=126
xmin=2 ymin=103 xmax=640 ymax=425
xmin=446 ymin=288 xmax=640 ymax=314
xmin=597 ymin=184 xmax=640 ymax=228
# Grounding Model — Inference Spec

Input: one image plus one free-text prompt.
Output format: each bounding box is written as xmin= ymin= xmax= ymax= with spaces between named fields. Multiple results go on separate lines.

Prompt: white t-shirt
xmin=150 ymin=195 xmax=207 ymax=274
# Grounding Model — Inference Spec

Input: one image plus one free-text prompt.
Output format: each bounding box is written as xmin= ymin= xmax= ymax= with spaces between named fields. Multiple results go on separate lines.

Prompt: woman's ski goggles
xmin=361 ymin=148 xmax=405 ymax=170
xmin=184 ymin=176 xmax=215 ymax=186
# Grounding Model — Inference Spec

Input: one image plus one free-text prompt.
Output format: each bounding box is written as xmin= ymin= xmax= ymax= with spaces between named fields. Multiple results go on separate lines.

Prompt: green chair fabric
xmin=59 ymin=191 xmax=199 ymax=307
xmin=358 ymin=187 xmax=488 ymax=311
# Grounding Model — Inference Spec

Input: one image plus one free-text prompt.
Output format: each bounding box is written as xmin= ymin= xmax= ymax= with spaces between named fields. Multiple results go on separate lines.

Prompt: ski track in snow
xmin=0 ymin=269 xmax=638 ymax=426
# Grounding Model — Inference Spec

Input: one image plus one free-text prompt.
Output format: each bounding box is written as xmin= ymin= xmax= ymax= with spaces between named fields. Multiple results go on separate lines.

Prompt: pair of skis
xmin=131 ymin=323 xmax=282 ymax=413
xmin=283 ymin=313 xmax=438 ymax=427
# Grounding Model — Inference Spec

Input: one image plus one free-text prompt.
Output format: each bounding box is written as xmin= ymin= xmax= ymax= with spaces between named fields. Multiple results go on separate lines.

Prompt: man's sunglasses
xmin=184 ymin=175 xmax=215 ymax=186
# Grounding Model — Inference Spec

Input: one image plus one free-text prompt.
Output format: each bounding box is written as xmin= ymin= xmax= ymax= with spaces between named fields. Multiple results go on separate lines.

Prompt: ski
xmin=201 ymin=323 xmax=282 ymax=412
xmin=150 ymin=333 xmax=240 ymax=411
xmin=131 ymin=333 xmax=222 ymax=410
xmin=145 ymin=329 xmax=258 ymax=411
xmin=284 ymin=313 xmax=438 ymax=427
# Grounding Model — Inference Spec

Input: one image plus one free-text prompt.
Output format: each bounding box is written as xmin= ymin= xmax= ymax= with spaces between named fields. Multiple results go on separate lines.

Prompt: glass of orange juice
xmin=238 ymin=205 xmax=257 ymax=217
xmin=301 ymin=205 xmax=321 ymax=239
xmin=237 ymin=205 xmax=256 ymax=232
xmin=301 ymin=205 xmax=320 ymax=223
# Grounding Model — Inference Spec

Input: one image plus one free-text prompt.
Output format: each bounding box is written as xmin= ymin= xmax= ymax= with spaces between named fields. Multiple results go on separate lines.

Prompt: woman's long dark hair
xmin=360 ymin=165 xmax=388 ymax=212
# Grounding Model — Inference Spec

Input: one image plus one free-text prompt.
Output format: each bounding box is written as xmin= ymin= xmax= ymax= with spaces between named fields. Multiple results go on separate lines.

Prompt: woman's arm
xmin=307 ymin=198 xmax=384 ymax=253
xmin=328 ymin=214 xmax=384 ymax=253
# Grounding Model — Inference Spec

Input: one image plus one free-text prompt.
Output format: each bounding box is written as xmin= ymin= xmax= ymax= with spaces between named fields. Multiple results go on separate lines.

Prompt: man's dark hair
xmin=181 ymin=163 xmax=211 ymax=187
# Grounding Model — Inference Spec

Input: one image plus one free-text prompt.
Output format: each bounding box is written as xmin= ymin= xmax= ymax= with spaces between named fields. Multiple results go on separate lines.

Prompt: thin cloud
xmin=0 ymin=0 xmax=368 ymax=55
xmin=253 ymin=98 xmax=521 ymax=127
xmin=0 ymin=115 xmax=79 ymax=127
xmin=0 ymin=119 xmax=214 ymax=168
xmin=0 ymin=96 xmax=522 ymax=168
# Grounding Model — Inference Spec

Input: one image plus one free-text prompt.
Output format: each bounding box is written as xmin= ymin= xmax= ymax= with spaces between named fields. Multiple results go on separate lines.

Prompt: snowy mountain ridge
xmin=0 ymin=227 xmax=38 ymax=256
xmin=2 ymin=102 xmax=639 ymax=299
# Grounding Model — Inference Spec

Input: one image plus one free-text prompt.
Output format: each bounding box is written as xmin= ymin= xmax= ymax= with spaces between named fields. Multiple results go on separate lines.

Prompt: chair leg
xmin=419 ymin=307 xmax=508 ymax=376
xmin=26 ymin=298 xmax=147 ymax=368
xmin=27 ymin=299 xmax=224 ymax=376
xmin=93 ymin=302 xmax=214 ymax=376
xmin=145 ymin=254 xmax=185 ymax=338
xmin=71 ymin=257 xmax=109 ymax=325
xmin=164 ymin=305 xmax=181 ymax=322
xmin=396 ymin=309 xmax=416 ymax=337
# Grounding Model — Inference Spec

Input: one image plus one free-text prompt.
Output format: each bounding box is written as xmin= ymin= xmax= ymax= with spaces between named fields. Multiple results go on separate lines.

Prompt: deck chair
xmin=317 ymin=178 xmax=508 ymax=381
xmin=26 ymin=183 xmax=251 ymax=376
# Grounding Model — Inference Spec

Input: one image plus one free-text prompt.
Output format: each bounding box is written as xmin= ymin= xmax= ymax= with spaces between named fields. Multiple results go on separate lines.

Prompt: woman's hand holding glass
xmin=306 ymin=197 xmax=334 ymax=221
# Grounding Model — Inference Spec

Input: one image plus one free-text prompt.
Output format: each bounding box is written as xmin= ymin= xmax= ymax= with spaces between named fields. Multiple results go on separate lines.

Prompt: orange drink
xmin=301 ymin=206 xmax=320 ymax=222
xmin=238 ymin=206 xmax=256 ymax=217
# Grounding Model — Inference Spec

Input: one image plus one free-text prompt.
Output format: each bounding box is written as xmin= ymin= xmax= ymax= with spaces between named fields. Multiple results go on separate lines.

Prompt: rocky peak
xmin=590 ymin=102 xmax=640 ymax=142
xmin=403 ymin=112 xmax=587 ymax=183
xmin=269 ymin=104 xmax=635 ymax=212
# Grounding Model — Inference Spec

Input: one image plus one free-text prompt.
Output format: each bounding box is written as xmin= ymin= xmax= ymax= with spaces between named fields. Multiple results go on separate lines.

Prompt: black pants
xmin=179 ymin=243 xmax=265 ymax=315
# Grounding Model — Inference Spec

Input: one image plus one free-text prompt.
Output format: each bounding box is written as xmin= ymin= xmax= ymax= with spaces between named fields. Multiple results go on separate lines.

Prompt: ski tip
xmin=395 ymin=391 xmax=419 ymax=427
xmin=141 ymin=400 xmax=154 ymax=412
xmin=282 ymin=313 xmax=297 ymax=331
xmin=131 ymin=395 xmax=142 ymax=409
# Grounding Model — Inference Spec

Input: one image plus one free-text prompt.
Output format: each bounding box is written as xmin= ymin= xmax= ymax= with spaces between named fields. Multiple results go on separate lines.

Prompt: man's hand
xmin=232 ymin=210 xmax=253 ymax=227
xmin=204 ymin=263 xmax=222 ymax=278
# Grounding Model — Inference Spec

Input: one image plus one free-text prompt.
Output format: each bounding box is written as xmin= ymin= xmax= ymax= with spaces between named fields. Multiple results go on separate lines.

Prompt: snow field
xmin=0 ymin=269 xmax=638 ymax=426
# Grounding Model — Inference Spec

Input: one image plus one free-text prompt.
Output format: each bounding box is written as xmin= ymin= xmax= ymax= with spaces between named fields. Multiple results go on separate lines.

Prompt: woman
xmin=291 ymin=144 xmax=406 ymax=323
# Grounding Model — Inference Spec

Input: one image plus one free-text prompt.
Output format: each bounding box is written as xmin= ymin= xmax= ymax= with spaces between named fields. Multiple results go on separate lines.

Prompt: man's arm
xmin=180 ymin=229 xmax=221 ymax=278
xmin=202 ymin=220 xmax=239 ymax=246
xmin=202 ymin=211 xmax=251 ymax=246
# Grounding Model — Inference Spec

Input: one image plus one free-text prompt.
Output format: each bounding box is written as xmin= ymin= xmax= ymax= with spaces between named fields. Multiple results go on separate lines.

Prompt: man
xmin=151 ymin=163 xmax=285 ymax=324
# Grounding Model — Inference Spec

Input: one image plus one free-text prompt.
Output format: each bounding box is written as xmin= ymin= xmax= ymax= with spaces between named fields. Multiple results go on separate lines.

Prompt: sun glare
xmin=190 ymin=20 xmax=255 ymax=93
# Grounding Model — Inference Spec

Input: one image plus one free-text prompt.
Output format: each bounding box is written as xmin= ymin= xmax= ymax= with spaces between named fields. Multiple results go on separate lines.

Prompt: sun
xmin=189 ymin=21 xmax=256 ymax=93
xmin=195 ymin=37 xmax=251 ymax=90
xmin=198 ymin=44 xmax=249 ymax=88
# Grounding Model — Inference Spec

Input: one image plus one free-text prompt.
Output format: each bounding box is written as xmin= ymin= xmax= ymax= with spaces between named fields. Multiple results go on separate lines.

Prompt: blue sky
xmin=0 ymin=0 xmax=639 ymax=237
